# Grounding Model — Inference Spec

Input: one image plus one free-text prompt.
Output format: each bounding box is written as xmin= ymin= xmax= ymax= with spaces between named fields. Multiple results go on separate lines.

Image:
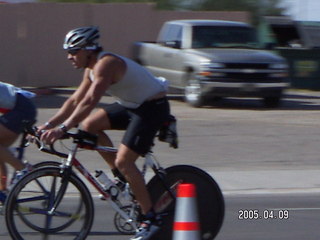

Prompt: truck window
xmin=192 ymin=26 xmax=258 ymax=48
xmin=158 ymin=24 xmax=182 ymax=43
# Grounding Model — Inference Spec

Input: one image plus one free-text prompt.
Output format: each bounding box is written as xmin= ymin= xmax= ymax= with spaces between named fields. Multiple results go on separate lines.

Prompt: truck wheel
xmin=263 ymin=96 xmax=281 ymax=108
xmin=184 ymin=79 xmax=205 ymax=107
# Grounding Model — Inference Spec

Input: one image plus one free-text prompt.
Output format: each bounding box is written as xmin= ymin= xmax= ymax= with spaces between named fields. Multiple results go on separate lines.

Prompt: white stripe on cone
xmin=173 ymin=184 xmax=201 ymax=240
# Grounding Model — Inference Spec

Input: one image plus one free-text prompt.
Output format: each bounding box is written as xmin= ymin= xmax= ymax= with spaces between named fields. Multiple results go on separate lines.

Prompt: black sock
xmin=111 ymin=168 xmax=127 ymax=183
xmin=143 ymin=208 xmax=156 ymax=220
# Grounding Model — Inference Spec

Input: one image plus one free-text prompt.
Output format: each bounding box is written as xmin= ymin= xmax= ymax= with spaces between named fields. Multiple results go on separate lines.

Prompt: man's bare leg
xmin=81 ymin=109 xmax=116 ymax=168
xmin=0 ymin=125 xmax=24 ymax=191
xmin=115 ymin=144 xmax=152 ymax=214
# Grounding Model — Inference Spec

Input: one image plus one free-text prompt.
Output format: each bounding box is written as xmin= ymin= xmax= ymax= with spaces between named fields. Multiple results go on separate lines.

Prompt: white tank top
xmin=89 ymin=52 xmax=168 ymax=109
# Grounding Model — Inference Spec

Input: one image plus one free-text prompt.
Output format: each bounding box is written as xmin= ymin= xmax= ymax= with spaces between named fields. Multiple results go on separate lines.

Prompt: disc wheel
xmin=147 ymin=165 xmax=224 ymax=240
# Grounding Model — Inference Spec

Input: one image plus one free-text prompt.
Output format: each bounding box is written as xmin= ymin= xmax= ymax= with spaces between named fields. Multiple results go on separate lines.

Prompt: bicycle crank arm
xmin=109 ymin=200 xmax=138 ymax=227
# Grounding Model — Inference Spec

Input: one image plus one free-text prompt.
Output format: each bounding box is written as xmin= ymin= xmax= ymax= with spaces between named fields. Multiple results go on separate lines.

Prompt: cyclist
xmin=0 ymin=82 xmax=37 ymax=205
xmin=39 ymin=26 xmax=170 ymax=240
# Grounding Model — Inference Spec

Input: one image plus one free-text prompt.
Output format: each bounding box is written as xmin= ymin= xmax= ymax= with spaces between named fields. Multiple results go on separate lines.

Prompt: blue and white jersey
xmin=0 ymin=82 xmax=17 ymax=110
xmin=0 ymin=82 xmax=36 ymax=111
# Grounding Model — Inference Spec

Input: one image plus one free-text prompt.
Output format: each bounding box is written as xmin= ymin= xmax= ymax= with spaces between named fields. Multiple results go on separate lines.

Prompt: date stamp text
xmin=238 ymin=209 xmax=289 ymax=220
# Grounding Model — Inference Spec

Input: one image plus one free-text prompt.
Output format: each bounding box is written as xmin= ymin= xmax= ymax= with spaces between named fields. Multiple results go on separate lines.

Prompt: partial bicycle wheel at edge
xmin=147 ymin=165 xmax=224 ymax=240
xmin=5 ymin=166 xmax=94 ymax=240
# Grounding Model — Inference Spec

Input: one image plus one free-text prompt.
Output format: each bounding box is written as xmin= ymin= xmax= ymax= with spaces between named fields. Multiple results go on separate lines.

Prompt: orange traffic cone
xmin=173 ymin=183 xmax=201 ymax=240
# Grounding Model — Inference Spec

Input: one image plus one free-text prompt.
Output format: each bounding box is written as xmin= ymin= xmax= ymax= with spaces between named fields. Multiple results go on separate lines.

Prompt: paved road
xmin=1 ymin=89 xmax=320 ymax=239
xmin=26 ymin=89 xmax=320 ymax=195
xmin=217 ymin=193 xmax=320 ymax=240
xmin=1 ymin=194 xmax=319 ymax=240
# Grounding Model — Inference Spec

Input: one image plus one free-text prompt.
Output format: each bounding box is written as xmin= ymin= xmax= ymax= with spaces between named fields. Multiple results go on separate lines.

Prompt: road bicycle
xmin=5 ymin=127 xmax=225 ymax=240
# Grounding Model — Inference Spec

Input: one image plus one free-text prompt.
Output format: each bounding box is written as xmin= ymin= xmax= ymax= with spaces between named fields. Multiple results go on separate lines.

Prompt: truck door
xmin=154 ymin=24 xmax=185 ymax=87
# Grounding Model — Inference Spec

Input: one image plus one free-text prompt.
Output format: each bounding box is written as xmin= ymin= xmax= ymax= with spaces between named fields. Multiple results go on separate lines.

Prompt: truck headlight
xmin=200 ymin=62 xmax=225 ymax=69
xmin=199 ymin=62 xmax=225 ymax=77
xmin=269 ymin=63 xmax=289 ymax=78
xmin=270 ymin=72 xmax=289 ymax=78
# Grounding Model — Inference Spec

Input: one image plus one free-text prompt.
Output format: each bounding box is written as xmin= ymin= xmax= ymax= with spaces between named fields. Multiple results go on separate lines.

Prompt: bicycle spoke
xmin=18 ymin=206 xmax=49 ymax=215
xmin=17 ymin=194 xmax=50 ymax=204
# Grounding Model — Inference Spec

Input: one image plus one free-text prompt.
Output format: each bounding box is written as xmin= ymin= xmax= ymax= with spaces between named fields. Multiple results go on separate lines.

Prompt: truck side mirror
xmin=164 ymin=40 xmax=181 ymax=49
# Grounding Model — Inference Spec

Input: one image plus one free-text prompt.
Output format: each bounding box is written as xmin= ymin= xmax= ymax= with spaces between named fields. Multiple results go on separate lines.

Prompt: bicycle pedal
xmin=158 ymin=212 xmax=170 ymax=218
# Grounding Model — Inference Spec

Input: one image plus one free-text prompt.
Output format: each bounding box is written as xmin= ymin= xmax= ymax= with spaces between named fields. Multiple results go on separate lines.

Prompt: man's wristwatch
xmin=58 ymin=124 xmax=68 ymax=133
xmin=45 ymin=122 xmax=53 ymax=128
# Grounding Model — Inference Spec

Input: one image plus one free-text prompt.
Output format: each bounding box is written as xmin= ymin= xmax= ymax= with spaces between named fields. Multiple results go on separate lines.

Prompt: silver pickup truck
xmin=132 ymin=19 xmax=289 ymax=107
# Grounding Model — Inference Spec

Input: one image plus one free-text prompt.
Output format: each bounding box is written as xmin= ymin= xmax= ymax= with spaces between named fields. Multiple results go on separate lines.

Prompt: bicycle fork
xmin=47 ymin=144 xmax=77 ymax=214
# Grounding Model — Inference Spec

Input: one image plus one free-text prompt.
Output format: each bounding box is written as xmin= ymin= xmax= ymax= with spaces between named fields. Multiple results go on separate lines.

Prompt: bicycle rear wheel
xmin=147 ymin=165 xmax=224 ymax=240
xmin=5 ymin=166 xmax=94 ymax=240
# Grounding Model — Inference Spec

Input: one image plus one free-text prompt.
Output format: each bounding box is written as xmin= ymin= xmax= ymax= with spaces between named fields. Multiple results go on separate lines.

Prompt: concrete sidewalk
xmin=212 ymin=169 xmax=320 ymax=196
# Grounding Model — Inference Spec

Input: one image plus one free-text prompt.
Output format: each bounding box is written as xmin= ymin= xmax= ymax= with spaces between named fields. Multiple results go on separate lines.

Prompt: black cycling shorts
xmin=104 ymin=97 xmax=170 ymax=155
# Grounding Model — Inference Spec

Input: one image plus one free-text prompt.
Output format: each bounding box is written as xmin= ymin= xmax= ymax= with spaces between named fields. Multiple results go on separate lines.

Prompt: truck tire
xmin=184 ymin=78 xmax=205 ymax=107
xmin=263 ymin=96 xmax=281 ymax=108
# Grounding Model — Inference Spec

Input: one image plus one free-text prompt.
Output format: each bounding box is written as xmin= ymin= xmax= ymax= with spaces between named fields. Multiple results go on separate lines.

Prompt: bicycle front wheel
xmin=32 ymin=160 xmax=61 ymax=169
xmin=5 ymin=166 xmax=94 ymax=240
xmin=147 ymin=165 xmax=224 ymax=240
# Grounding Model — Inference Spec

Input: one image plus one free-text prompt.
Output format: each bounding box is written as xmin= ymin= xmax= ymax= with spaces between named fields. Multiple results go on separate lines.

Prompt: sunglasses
xmin=67 ymin=48 xmax=81 ymax=55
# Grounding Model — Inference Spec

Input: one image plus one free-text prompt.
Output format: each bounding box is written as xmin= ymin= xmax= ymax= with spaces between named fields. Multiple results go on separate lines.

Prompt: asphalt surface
xmin=1 ymin=88 xmax=320 ymax=240
xmin=21 ymin=88 xmax=320 ymax=197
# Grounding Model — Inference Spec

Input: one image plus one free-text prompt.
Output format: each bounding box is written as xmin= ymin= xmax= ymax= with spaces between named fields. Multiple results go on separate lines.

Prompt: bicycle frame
xmin=55 ymin=139 xmax=163 ymax=228
xmin=11 ymin=128 xmax=176 ymax=234
xmin=6 ymin=128 xmax=225 ymax=240
xmin=65 ymin=142 xmax=158 ymax=197
xmin=69 ymin=146 xmax=117 ymax=200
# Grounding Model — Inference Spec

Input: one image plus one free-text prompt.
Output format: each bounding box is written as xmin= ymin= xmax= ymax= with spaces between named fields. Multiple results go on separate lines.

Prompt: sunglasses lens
xmin=68 ymin=48 xmax=80 ymax=55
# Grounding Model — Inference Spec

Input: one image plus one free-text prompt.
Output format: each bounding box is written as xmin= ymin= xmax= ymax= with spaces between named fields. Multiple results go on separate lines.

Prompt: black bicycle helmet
xmin=63 ymin=26 xmax=100 ymax=50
